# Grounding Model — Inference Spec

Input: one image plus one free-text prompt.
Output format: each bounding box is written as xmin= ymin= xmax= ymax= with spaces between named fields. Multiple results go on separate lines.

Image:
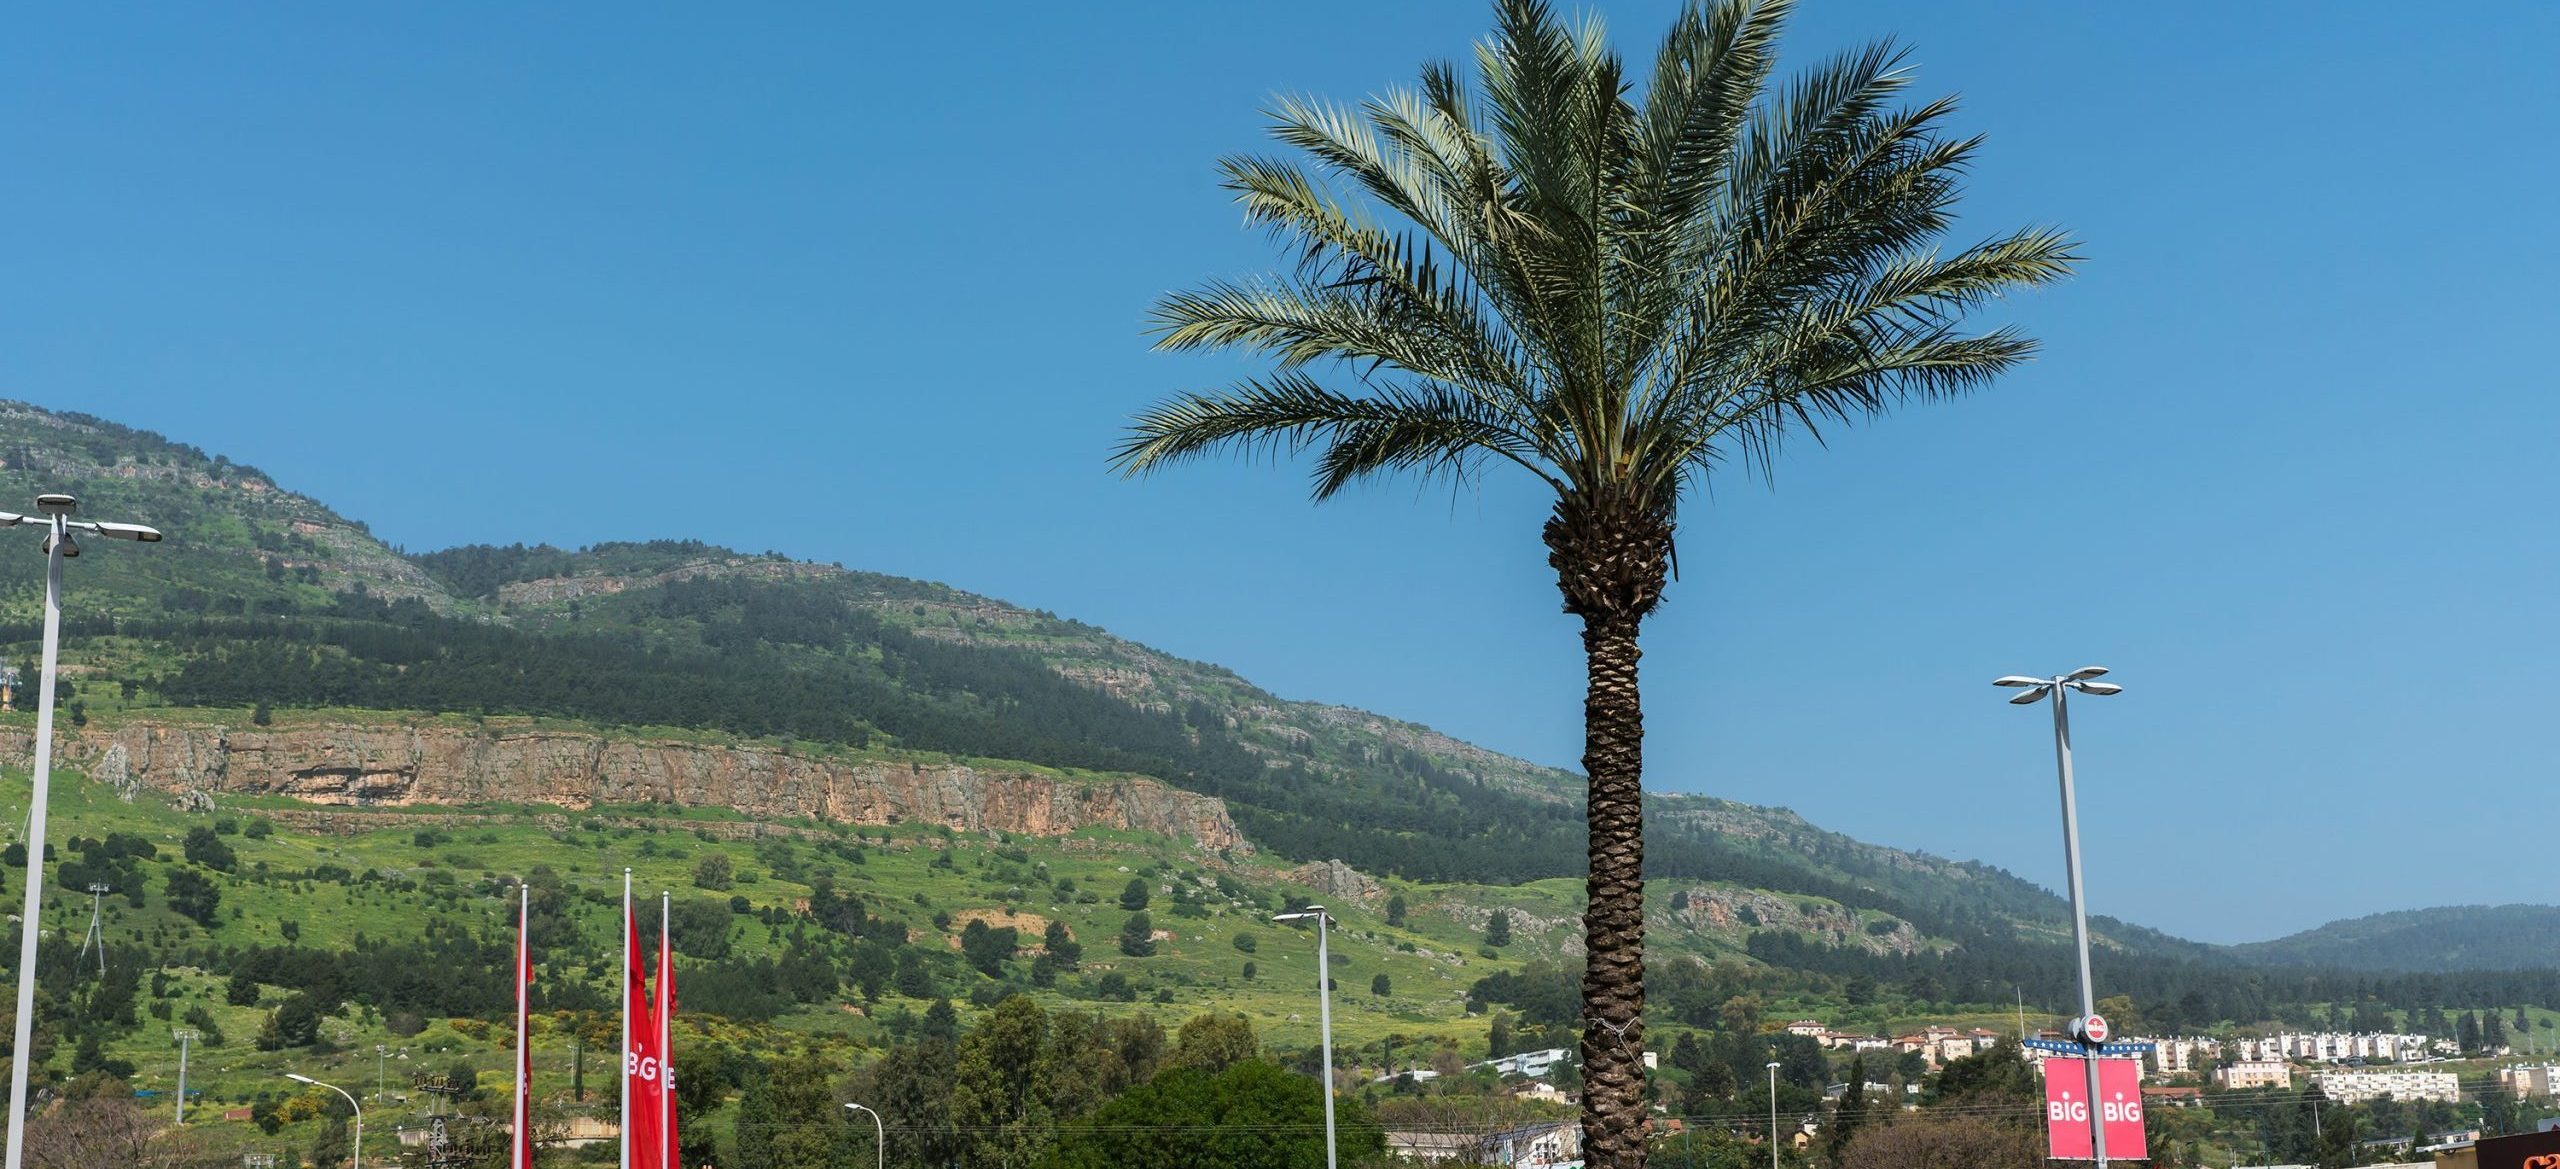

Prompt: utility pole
xmin=171 ymin=1029 xmax=200 ymax=1124
xmin=78 ymin=882 xmax=110 ymax=975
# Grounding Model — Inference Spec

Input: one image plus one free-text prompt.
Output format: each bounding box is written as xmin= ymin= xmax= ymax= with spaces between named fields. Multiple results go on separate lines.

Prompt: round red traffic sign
xmin=2082 ymin=1014 xmax=2110 ymax=1044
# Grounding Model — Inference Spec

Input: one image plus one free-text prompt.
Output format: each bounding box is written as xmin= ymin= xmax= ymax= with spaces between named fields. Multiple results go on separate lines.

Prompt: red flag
xmin=625 ymin=907 xmax=663 ymax=1169
xmin=514 ymin=883 xmax=534 ymax=1169
xmin=658 ymin=893 xmax=679 ymax=1169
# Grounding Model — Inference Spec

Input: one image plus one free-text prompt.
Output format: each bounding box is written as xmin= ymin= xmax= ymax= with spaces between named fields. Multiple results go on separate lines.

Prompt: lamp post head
xmin=1766 ymin=1061 xmax=1782 ymax=1070
xmin=1274 ymin=906 xmax=1327 ymax=923
xmin=286 ymin=1073 xmax=316 ymax=1086
xmin=34 ymin=495 xmax=74 ymax=516
xmin=89 ymin=521 xmax=163 ymax=542
xmin=2069 ymin=680 xmax=2123 ymax=696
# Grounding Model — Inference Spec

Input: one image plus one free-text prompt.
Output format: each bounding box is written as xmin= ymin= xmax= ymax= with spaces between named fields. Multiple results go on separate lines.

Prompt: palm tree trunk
xmin=1577 ymin=608 xmax=1648 ymax=1169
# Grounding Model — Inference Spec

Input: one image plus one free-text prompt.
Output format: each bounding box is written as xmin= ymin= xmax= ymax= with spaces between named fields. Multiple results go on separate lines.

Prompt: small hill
xmin=2231 ymin=904 xmax=2560 ymax=972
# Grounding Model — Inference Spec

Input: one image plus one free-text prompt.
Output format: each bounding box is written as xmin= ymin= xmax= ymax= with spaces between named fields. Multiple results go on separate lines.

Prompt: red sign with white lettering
xmin=2044 ymin=1058 xmax=2147 ymax=1161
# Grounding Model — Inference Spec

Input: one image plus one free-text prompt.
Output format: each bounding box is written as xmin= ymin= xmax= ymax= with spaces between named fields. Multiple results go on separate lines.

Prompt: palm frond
xmin=1110 ymin=373 xmax=1563 ymax=498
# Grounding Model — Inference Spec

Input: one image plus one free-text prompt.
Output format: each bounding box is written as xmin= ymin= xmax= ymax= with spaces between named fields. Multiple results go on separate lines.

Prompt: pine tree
xmin=1385 ymin=894 xmax=1407 ymax=928
xmin=1119 ymin=912 xmax=1156 ymax=958
xmin=1485 ymin=910 xmax=1512 ymax=948
xmin=1823 ymin=1055 xmax=1870 ymax=1168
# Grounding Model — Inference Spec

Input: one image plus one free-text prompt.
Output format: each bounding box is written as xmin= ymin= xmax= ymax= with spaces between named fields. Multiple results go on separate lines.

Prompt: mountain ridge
xmin=4 ymin=398 xmax=2543 ymax=966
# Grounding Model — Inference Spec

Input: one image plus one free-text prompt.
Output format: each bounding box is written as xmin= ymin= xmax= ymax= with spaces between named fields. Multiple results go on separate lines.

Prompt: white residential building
xmin=2234 ymin=1032 xmax=2432 ymax=1064
xmin=1388 ymin=1121 xmax=1584 ymax=1169
xmin=2313 ymin=1070 xmax=2460 ymax=1105
xmin=2140 ymin=1036 xmax=2221 ymax=1078
xmin=1475 ymin=1048 xmax=1573 ymax=1080
xmin=1484 ymin=1121 xmax=1581 ymax=1169
xmin=2216 ymin=1061 xmax=2293 ymax=1090
xmin=2498 ymin=1065 xmax=2560 ymax=1099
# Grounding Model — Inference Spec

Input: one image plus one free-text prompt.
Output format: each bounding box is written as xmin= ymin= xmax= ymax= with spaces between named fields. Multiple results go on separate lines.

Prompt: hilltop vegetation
xmin=2233 ymin=905 xmax=2560 ymax=973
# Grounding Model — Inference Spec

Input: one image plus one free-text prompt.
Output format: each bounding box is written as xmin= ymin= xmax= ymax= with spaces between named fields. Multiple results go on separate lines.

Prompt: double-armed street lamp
xmin=1274 ymin=906 xmax=1338 ymax=1169
xmin=286 ymin=1073 xmax=363 ymax=1169
xmin=843 ymin=1102 xmax=883 ymax=1169
xmin=1995 ymin=666 xmax=2124 ymax=1168
xmin=4 ymin=494 xmax=162 ymax=1169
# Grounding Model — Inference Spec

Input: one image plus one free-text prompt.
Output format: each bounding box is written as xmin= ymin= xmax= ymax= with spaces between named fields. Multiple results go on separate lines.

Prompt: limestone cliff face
xmin=4 ymin=721 xmax=1244 ymax=849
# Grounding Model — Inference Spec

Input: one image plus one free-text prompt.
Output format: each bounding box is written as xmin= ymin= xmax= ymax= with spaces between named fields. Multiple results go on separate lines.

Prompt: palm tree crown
xmin=1115 ymin=3 xmax=2073 ymax=1167
xmin=1117 ymin=0 xmax=2071 ymax=603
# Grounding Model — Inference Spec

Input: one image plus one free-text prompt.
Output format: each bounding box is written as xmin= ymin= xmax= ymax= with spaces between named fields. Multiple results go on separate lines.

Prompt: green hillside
xmin=5 ymin=737 xmax=1962 ymax=1163
xmin=2232 ymin=905 xmax=2560 ymax=973
xmin=0 ymin=399 xmax=2108 ymax=951
xmin=7 ymin=398 xmax=2560 ymax=1164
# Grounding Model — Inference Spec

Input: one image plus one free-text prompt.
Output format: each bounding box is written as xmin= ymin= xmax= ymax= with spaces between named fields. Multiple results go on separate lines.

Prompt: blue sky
xmin=6 ymin=2 xmax=2555 ymax=944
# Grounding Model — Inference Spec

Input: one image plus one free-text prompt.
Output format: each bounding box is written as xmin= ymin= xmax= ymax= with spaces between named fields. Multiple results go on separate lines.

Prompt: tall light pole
xmin=78 ymin=881 xmax=110 ymax=975
xmin=843 ymin=1102 xmax=884 ymax=1169
xmin=1995 ymin=666 xmax=2124 ymax=1168
xmin=4 ymin=494 xmax=162 ymax=1169
xmin=171 ymin=1029 xmax=200 ymax=1124
xmin=1275 ymin=906 xmax=1337 ymax=1169
xmin=1765 ymin=1061 xmax=1781 ymax=1169
xmin=288 ymin=1072 xmax=363 ymax=1169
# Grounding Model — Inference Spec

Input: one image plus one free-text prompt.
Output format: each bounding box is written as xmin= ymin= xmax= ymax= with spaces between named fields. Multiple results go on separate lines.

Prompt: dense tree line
xmin=1747 ymin=928 xmax=2560 ymax=1024
xmin=119 ymin=575 xmax=2012 ymax=900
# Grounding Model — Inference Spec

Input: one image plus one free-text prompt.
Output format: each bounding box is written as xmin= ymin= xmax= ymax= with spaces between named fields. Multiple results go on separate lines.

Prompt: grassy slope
xmin=12 ymin=726 xmax=1984 ymax=1160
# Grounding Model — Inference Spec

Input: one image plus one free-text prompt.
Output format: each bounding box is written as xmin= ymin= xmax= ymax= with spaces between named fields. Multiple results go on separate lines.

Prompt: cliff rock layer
xmin=5 ymin=720 xmax=1243 ymax=849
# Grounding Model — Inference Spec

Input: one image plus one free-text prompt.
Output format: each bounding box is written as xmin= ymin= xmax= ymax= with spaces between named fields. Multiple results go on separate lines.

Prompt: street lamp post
xmin=1995 ymin=666 xmax=2124 ymax=1169
xmin=843 ymin=1102 xmax=884 ymax=1169
xmin=1765 ymin=1061 xmax=1781 ymax=1169
xmin=288 ymin=1073 xmax=363 ymax=1169
xmin=172 ymin=1029 xmax=201 ymax=1124
xmin=1275 ymin=906 xmax=1337 ymax=1169
xmin=4 ymin=494 xmax=161 ymax=1169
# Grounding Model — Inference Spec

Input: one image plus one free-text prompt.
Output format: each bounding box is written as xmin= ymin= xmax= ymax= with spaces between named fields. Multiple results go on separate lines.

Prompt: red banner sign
xmin=2044 ymin=1057 xmax=2147 ymax=1161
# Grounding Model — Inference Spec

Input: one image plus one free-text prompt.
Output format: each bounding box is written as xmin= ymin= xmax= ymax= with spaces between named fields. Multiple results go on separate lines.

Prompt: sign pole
xmin=2050 ymin=683 xmax=2107 ymax=1168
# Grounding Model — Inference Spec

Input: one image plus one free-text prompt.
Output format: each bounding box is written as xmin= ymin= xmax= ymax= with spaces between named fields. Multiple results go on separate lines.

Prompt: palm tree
xmin=1112 ymin=2 xmax=2074 ymax=1165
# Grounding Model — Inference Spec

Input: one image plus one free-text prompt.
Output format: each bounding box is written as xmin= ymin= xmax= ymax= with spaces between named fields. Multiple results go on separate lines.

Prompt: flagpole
xmin=660 ymin=891 xmax=673 ymax=1169
xmin=620 ymin=869 xmax=631 ymax=1169
xmin=515 ymin=882 xmax=532 ymax=1169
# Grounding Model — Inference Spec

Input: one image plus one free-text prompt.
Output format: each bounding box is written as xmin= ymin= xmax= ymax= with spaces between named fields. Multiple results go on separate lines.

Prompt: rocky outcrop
xmin=3 ymin=720 xmax=1244 ymax=850
xmin=494 ymin=558 xmax=841 ymax=607
xmin=1285 ymin=859 xmax=1386 ymax=906
xmin=1668 ymin=885 xmax=1927 ymax=956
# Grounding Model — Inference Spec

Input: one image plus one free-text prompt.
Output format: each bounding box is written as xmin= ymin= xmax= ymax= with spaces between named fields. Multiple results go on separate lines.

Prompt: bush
xmin=182 ymin=826 xmax=237 ymax=873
